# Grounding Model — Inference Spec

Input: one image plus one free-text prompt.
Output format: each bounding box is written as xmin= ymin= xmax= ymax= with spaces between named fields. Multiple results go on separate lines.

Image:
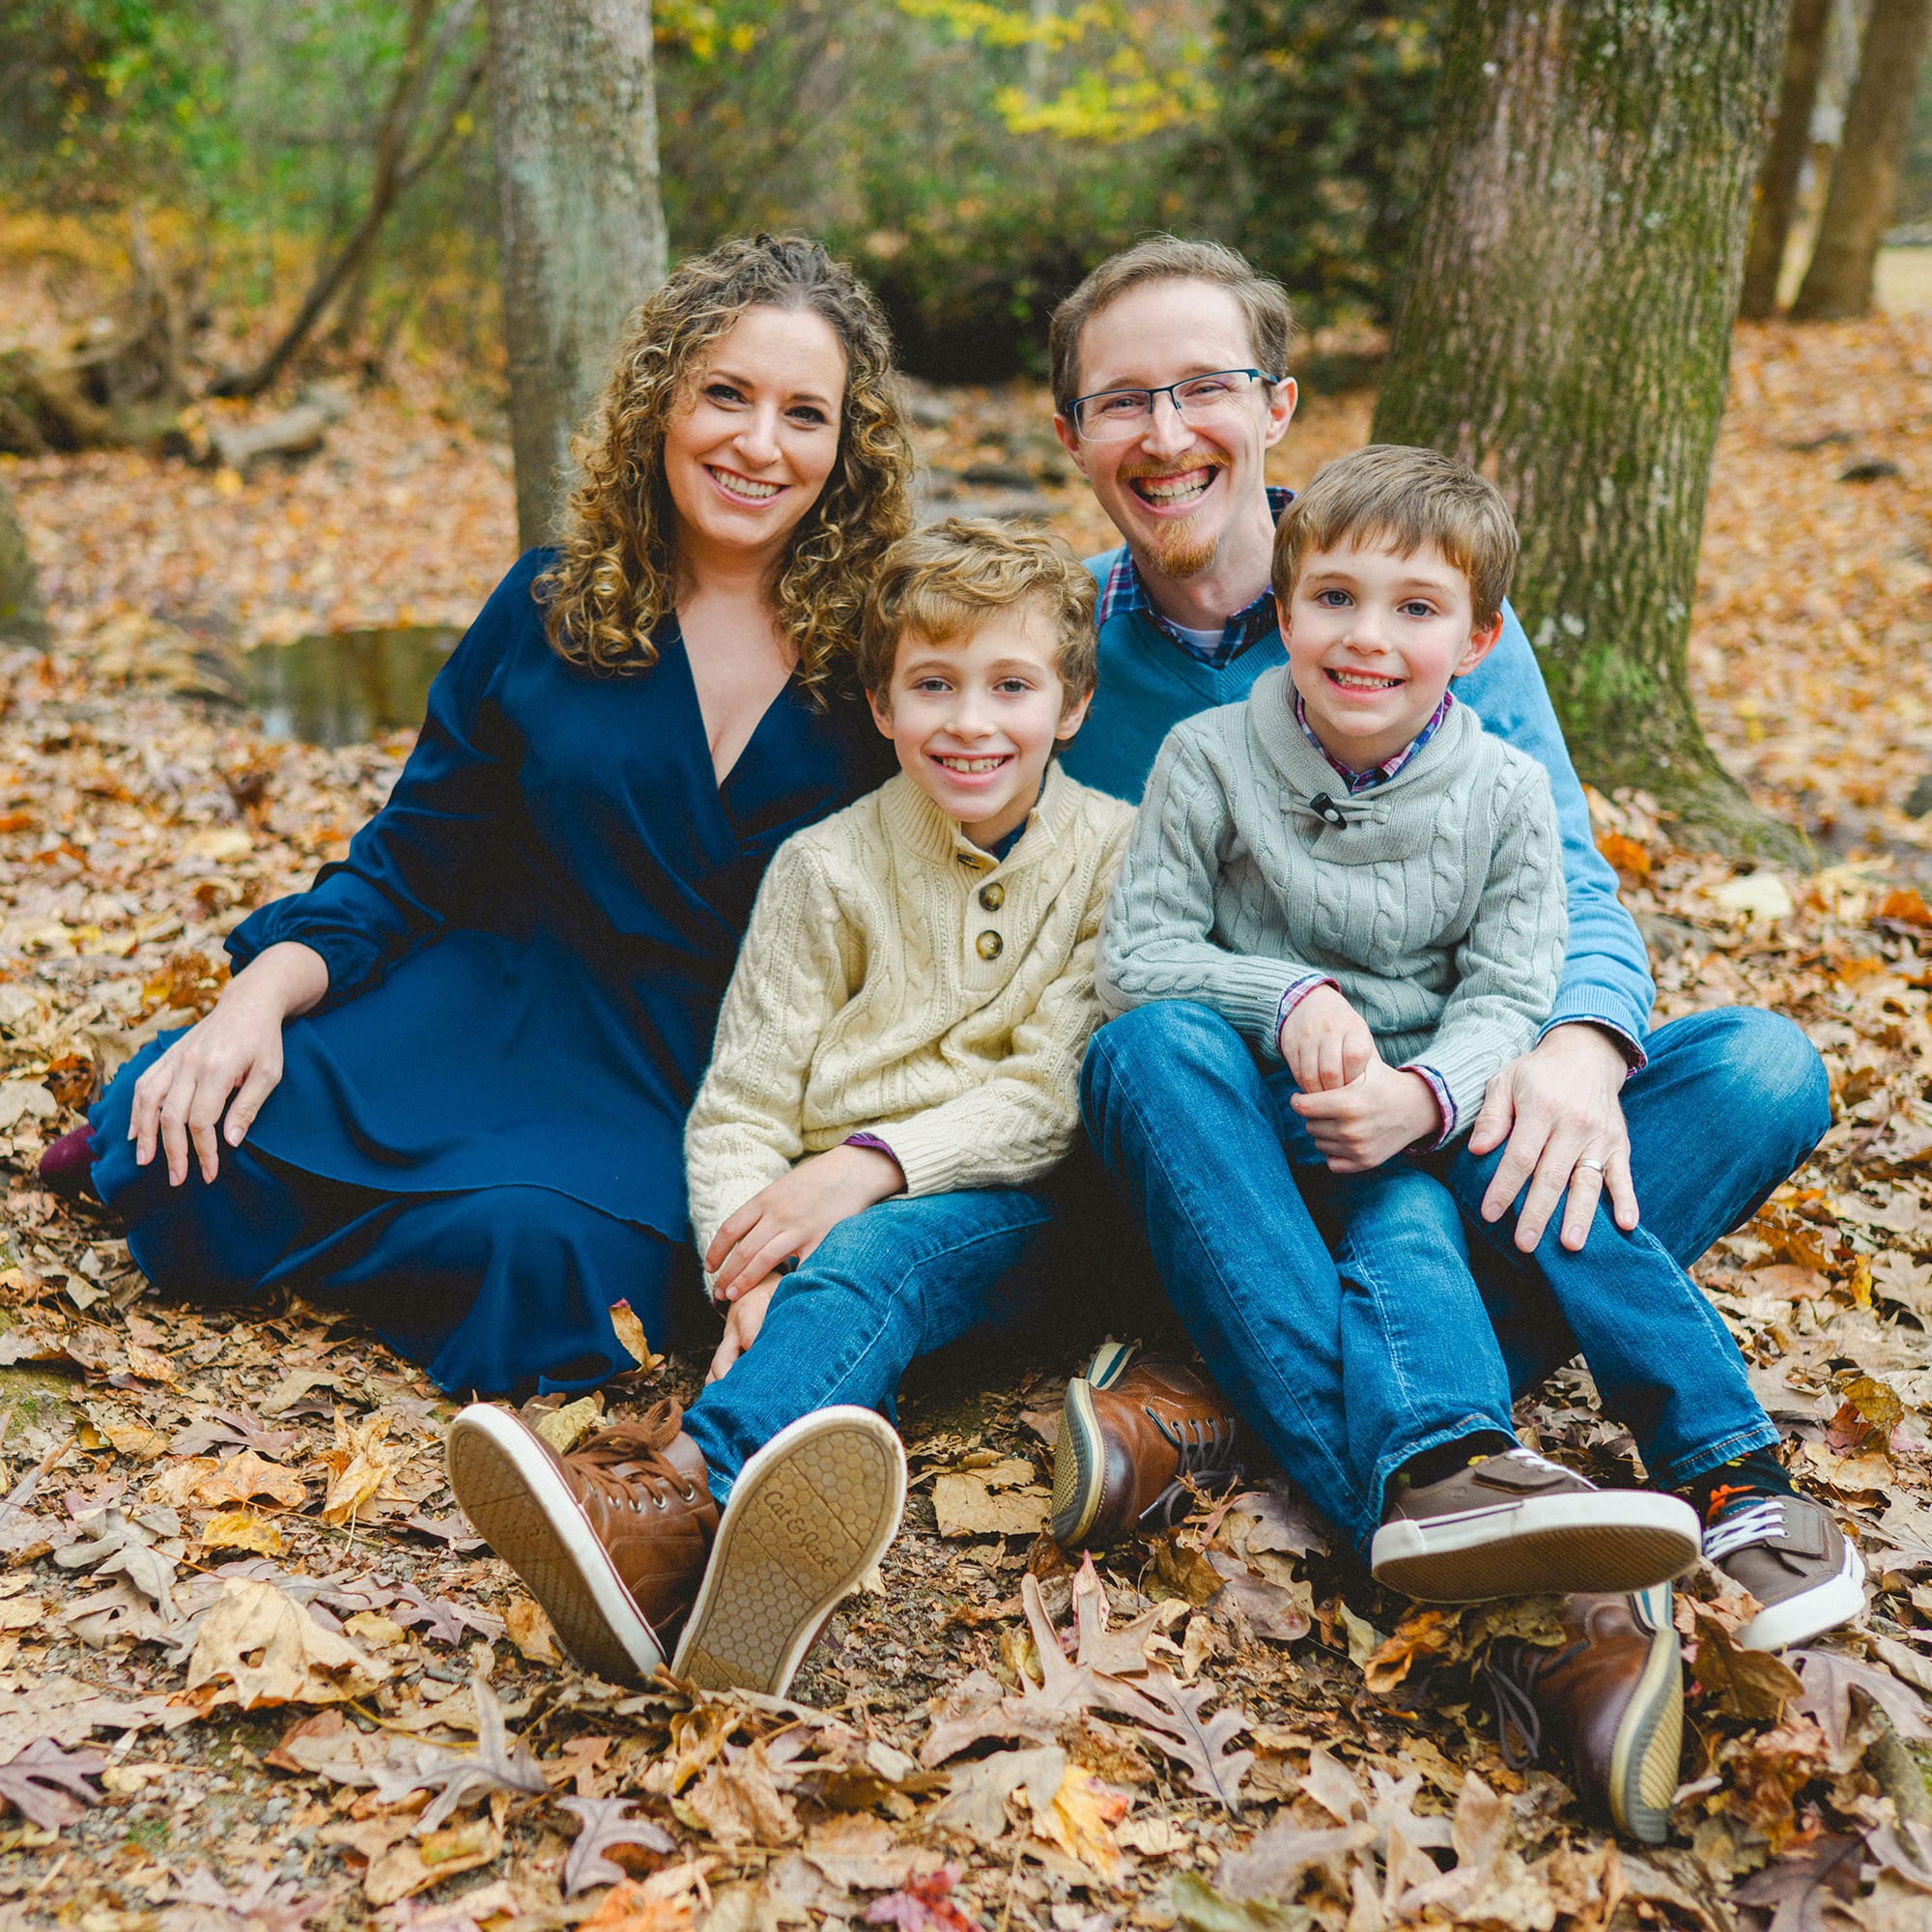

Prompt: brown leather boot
xmin=447 ymin=1398 xmax=718 ymax=1686
xmin=1483 ymin=1584 xmax=1682 ymax=1845
xmin=1050 ymin=1350 xmax=1241 ymax=1548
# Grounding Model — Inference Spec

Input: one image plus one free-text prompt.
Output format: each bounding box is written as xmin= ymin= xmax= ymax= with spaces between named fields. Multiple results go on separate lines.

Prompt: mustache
xmin=1118 ymin=451 xmax=1231 ymax=484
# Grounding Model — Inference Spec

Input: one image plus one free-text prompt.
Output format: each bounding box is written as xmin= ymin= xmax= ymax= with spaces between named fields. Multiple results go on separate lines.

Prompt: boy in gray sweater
xmin=1093 ymin=445 xmax=1813 ymax=1619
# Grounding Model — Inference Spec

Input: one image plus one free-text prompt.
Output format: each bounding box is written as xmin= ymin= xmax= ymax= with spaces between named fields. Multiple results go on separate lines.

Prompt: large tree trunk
xmin=0 ymin=481 xmax=47 ymax=646
xmin=486 ymin=0 xmax=668 ymax=552
xmin=1741 ymin=0 xmax=1833 ymax=317
xmin=1791 ymin=0 xmax=1932 ymax=318
xmin=1372 ymin=0 xmax=1801 ymax=860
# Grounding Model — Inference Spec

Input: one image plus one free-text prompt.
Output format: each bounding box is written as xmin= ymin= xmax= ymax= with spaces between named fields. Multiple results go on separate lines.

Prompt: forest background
xmin=3 ymin=5 xmax=1932 ymax=1932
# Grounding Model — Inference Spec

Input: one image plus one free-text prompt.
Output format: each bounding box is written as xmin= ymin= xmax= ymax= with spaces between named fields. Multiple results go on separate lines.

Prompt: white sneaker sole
xmin=672 ymin=1406 xmax=905 ymax=1697
xmin=1372 ymin=1492 xmax=1701 ymax=1602
xmin=1735 ymin=1540 xmax=1868 ymax=1652
xmin=1606 ymin=1584 xmax=1683 ymax=1846
xmin=446 ymin=1403 xmax=666 ymax=1686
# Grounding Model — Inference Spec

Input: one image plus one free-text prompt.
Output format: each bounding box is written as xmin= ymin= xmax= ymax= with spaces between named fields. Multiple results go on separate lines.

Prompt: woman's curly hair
xmin=536 ymin=235 xmax=915 ymax=704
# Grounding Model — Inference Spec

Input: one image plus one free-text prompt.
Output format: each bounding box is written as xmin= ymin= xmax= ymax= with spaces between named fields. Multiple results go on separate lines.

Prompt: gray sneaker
xmin=1372 ymin=1447 xmax=1701 ymax=1602
xmin=1702 ymin=1492 xmax=1865 ymax=1651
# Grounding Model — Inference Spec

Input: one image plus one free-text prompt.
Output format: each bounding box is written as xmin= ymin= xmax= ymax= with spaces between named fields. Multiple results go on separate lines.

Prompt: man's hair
xmin=1271 ymin=444 xmax=1519 ymax=629
xmin=858 ymin=518 xmax=1099 ymax=704
xmin=1047 ymin=237 xmax=1294 ymax=419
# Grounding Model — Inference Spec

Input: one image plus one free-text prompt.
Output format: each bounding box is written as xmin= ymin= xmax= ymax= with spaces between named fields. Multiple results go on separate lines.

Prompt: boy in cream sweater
xmin=449 ymin=520 xmax=1132 ymax=1700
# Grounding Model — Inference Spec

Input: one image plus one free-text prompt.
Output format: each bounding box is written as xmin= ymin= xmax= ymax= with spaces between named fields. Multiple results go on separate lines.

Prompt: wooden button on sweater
xmin=977 ymin=930 xmax=1003 ymax=960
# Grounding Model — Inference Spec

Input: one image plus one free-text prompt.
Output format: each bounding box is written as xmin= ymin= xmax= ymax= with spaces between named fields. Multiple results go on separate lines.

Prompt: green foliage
xmin=655 ymin=0 xmax=1214 ymax=377
xmin=1212 ymin=0 xmax=1445 ymax=322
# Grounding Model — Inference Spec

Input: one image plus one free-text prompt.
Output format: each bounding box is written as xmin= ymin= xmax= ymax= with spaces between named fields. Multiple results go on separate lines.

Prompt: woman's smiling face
xmin=662 ymin=303 xmax=849 ymax=569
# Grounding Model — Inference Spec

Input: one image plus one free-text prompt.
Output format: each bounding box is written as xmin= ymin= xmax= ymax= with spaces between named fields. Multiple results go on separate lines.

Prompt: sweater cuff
xmin=1541 ymin=999 xmax=1649 ymax=1073
xmin=867 ymin=1120 xmax=967 ymax=1198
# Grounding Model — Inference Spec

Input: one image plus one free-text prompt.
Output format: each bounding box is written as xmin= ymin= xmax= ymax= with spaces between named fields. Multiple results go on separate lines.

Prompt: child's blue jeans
xmin=680 ymin=1185 xmax=1060 ymax=1503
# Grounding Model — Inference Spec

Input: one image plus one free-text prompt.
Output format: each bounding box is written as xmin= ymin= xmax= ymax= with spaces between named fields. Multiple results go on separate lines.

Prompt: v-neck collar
xmin=660 ymin=617 xmax=800 ymax=799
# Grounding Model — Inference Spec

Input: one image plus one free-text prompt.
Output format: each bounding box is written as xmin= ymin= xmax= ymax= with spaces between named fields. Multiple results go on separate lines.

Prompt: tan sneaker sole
xmin=447 ymin=1403 xmax=665 ymax=1686
xmin=1606 ymin=1585 xmax=1682 ymax=1846
xmin=672 ymin=1406 xmax=905 ymax=1697
xmin=1372 ymin=1492 xmax=1700 ymax=1602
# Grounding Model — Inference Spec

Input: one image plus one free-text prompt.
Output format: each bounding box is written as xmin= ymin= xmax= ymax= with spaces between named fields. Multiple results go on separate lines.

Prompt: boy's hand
xmin=1292 ymin=1063 xmax=1441 ymax=1173
xmin=707 ymin=1280 xmax=777 ymax=1382
xmin=705 ymin=1142 xmax=905 ymax=1303
xmin=1278 ymin=984 xmax=1377 ymax=1092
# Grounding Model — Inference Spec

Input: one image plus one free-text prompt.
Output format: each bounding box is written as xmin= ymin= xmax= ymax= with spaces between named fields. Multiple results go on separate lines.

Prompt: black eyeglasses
xmin=1067 ymin=369 xmax=1282 ymax=441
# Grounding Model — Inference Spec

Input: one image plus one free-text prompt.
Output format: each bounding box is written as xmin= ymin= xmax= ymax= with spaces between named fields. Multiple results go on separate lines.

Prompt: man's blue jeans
xmin=1080 ymin=1001 xmax=1831 ymax=1560
xmin=681 ymin=1186 xmax=1057 ymax=1504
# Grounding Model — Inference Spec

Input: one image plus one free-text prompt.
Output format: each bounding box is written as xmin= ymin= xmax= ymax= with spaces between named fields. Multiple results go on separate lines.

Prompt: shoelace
xmin=1702 ymin=1495 xmax=1787 ymax=1562
xmin=564 ymin=1401 xmax=699 ymax=1512
xmin=1499 ymin=1446 xmax=1592 ymax=1487
xmin=1482 ymin=1638 xmax=1587 ymax=1768
xmin=1140 ymin=1411 xmax=1242 ymax=1529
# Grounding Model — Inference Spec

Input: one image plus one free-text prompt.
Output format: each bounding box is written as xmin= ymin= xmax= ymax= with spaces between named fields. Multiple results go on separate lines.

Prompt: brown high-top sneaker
xmin=1051 ymin=1350 xmax=1240 ymax=1548
xmin=448 ymin=1399 xmax=718 ymax=1687
xmin=1483 ymin=1585 xmax=1682 ymax=1845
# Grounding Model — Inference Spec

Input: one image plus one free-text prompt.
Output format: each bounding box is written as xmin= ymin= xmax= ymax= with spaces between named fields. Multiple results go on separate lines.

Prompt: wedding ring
xmin=1576 ymin=1157 xmax=1606 ymax=1174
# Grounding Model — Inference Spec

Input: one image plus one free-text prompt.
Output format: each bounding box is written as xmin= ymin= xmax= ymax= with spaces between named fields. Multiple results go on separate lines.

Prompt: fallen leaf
xmin=1031 ymin=1763 xmax=1129 ymax=1883
xmin=201 ymin=1507 xmax=285 ymax=1556
xmin=560 ymin=1795 xmax=679 ymax=1897
xmin=1791 ymin=1647 xmax=1932 ymax=1752
xmin=864 ymin=1866 xmax=978 ymax=1932
xmin=0 ymin=1737 xmax=107 ymax=1829
xmin=505 ymin=1594 xmax=560 ymax=1665
xmin=185 ymin=1576 xmax=388 ymax=1709
xmin=931 ymin=1458 xmax=1050 ymax=1539
xmin=1689 ymin=1603 xmax=1802 ymax=1722
xmin=196 ymin=1448 xmax=308 ymax=1509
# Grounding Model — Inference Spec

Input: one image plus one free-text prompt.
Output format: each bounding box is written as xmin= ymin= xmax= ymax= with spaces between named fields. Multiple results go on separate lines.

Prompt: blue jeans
xmin=1080 ymin=1001 xmax=1830 ymax=1559
xmin=681 ymin=1186 xmax=1058 ymax=1503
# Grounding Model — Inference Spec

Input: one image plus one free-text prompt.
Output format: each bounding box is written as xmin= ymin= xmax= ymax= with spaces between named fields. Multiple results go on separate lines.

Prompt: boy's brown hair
xmin=858 ymin=518 xmax=1099 ymax=705
xmin=1047 ymin=237 xmax=1294 ymax=420
xmin=1272 ymin=444 xmax=1519 ymax=628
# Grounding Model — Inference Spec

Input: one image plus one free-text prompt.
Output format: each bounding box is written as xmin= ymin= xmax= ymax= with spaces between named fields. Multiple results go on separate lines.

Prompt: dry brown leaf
xmin=195 ymin=1448 xmax=308 ymax=1510
xmin=200 ymin=1507 xmax=284 ymax=1556
xmin=184 ymin=1576 xmax=389 ymax=1709
xmin=320 ymin=1410 xmax=409 ymax=1524
xmin=931 ymin=1458 xmax=1050 ymax=1539
xmin=504 ymin=1594 xmax=560 ymax=1666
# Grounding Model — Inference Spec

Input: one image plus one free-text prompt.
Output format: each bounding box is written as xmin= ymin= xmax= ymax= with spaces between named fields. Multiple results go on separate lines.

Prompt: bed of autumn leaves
xmin=0 ymin=294 xmax=1929 ymax=1932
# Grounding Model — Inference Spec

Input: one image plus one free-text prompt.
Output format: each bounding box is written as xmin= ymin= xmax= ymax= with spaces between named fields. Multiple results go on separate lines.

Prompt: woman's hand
xmin=130 ymin=942 xmax=329 ymax=1186
xmin=1278 ymin=984 xmax=1376 ymax=1093
xmin=1292 ymin=1063 xmax=1441 ymax=1174
xmin=704 ymin=1142 xmax=904 ymax=1303
xmin=707 ymin=1280 xmax=777 ymax=1382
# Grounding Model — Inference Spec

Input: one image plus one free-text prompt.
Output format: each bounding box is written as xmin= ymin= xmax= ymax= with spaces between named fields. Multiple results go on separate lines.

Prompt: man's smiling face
xmin=1054 ymin=277 xmax=1296 ymax=583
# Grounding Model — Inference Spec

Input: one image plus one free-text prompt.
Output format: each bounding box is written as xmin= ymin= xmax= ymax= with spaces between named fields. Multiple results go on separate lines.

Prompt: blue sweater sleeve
xmin=225 ymin=554 xmax=538 ymax=1011
xmin=1456 ymin=601 xmax=1655 ymax=1059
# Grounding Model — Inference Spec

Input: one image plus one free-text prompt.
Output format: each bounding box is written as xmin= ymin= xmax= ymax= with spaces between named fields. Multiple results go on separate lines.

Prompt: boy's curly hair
xmin=536 ymin=235 xmax=915 ymax=705
xmin=857 ymin=518 xmax=1099 ymax=706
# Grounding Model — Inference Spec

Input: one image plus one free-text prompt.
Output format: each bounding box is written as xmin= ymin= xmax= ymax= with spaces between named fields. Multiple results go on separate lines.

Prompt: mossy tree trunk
xmin=1741 ymin=0 xmax=1833 ymax=318
xmin=1372 ymin=0 xmax=1802 ymax=859
xmin=486 ymin=0 xmax=668 ymax=551
xmin=0 ymin=481 xmax=46 ymax=646
xmin=1791 ymin=0 xmax=1932 ymax=319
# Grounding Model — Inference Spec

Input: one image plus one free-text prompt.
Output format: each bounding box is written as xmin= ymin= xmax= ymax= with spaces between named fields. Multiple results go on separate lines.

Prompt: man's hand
xmin=707 ymin=1280 xmax=776 ymax=1382
xmin=1466 ymin=1024 xmax=1635 ymax=1253
xmin=1292 ymin=1062 xmax=1440 ymax=1174
xmin=1278 ymin=983 xmax=1376 ymax=1093
xmin=704 ymin=1142 xmax=905 ymax=1304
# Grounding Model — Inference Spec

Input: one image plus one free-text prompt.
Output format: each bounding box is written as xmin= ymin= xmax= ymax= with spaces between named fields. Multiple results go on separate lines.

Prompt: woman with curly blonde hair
xmin=54 ymin=235 xmax=915 ymax=1402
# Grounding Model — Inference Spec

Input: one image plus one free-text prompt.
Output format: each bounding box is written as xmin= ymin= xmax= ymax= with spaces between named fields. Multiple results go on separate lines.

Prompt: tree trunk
xmin=1791 ymin=0 xmax=1932 ymax=318
xmin=1741 ymin=0 xmax=1833 ymax=317
xmin=486 ymin=0 xmax=668 ymax=552
xmin=0 ymin=481 xmax=47 ymax=647
xmin=1372 ymin=0 xmax=1802 ymax=860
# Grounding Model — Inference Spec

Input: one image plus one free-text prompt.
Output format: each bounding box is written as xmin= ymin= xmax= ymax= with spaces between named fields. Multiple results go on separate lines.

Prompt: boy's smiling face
xmin=870 ymin=605 xmax=1090 ymax=850
xmin=1283 ymin=537 xmax=1503 ymax=770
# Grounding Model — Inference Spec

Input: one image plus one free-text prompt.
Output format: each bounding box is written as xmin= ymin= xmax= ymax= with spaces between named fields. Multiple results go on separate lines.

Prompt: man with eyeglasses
xmin=1044 ymin=237 xmax=1845 ymax=1842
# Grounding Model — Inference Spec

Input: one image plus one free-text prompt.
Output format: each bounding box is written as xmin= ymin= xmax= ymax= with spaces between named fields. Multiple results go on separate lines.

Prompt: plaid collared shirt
xmin=1094 ymin=486 xmax=1295 ymax=668
xmin=1293 ymin=688 xmax=1457 ymax=795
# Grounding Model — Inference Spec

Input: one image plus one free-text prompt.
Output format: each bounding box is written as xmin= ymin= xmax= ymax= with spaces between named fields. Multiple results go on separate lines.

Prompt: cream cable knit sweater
xmin=1097 ymin=668 xmax=1566 ymax=1129
xmin=685 ymin=762 xmax=1134 ymax=1272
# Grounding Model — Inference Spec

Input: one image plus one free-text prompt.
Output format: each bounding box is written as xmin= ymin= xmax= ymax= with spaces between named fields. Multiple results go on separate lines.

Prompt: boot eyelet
xmin=682 ymin=1485 xmax=697 ymax=1502
xmin=654 ymin=1492 xmax=668 ymax=1509
xmin=631 ymin=1497 xmax=644 ymax=1511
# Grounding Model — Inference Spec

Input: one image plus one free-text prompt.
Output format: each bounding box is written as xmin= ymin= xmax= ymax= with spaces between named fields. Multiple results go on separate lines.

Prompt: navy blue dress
xmin=89 ymin=552 xmax=892 ymax=1394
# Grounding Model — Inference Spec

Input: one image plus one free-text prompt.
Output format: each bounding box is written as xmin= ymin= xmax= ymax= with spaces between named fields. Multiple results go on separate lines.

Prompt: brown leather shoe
xmin=1484 ymin=1585 xmax=1682 ymax=1844
xmin=1051 ymin=1350 xmax=1240 ymax=1548
xmin=447 ymin=1398 xmax=718 ymax=1686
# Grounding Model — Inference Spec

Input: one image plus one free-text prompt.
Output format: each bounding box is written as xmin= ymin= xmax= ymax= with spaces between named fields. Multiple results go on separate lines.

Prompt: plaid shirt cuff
xmin=1537 ymin=1014 xmax=1648 ymax=1076
xmin=844 ymin=1132 xmax=905 ymax=1176
xmin=1406 ymin=1065 xmax=1458 ymax=1149
xmin=1274 ymin=975 xmax=1340 ymax=1058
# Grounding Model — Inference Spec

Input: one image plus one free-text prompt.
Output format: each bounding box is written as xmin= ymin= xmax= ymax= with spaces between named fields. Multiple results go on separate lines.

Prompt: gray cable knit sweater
xmin=1097 ymin=666 xmax=1566 ymax=1131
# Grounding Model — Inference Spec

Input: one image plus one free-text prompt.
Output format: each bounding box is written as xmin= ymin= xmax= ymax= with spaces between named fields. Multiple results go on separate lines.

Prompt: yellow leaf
xmin=196 ymin=1449 xmax=308 ymax=1510
xmin=202 ymin=1508 xmax=284 ymax=1556
xmin=533 ymin=1395 xmax=605 ymax=1456
xmin=185 ymin=1577 xmax=388 ymax=1710
xmin=505 ymin=1596 xmax=560 ymax=1666
xmin=610 ymin=1297 xmax=657 ymax=1371
xmin=1032 ymin=1764 xmax=1128 ymax=1884
xmin=103 ymin=1423 xmax=169 ymax=1461
xmin=320 ymin=1411 xmax=408 ymax=1524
